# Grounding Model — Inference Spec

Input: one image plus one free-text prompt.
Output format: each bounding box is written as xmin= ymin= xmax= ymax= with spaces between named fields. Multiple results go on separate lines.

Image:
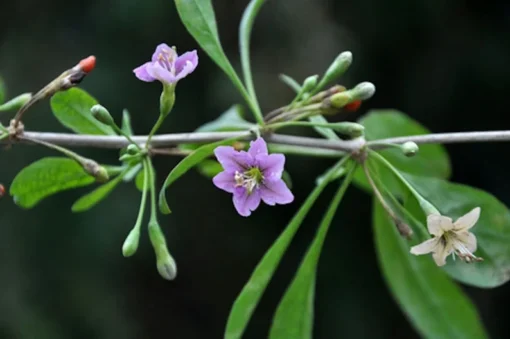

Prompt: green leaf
xmin=159 ymin=136 xmax=242 ymax=214
xmin=239 ymin=0 xmax=266 ymax=111
xmin=196 ymin=105 xmax=254 ymax=132
xmin=51 ymin=88 xmax=115 ymax=135
xmin=71 ymin=172 xmax=126 ymax=212
xmin=224 ymin=157 xmax=349 ymax=339
xmin=121 ymin=109 xmax=134 ymax=136
xmin=279 ymin=74 xmax=302 ymax=93
xmin=269 ymin=166 xmax=355 ymax=339
xmin=373 ymin=199 xmax=488 ymax=339
xmin=404 ymin=173 xmax=510 ymax=288
xmin=135 ymin=169 xmax=145 ymax=192
xmin=174 ymin=0 xmax=248 ymax=101
xmin=354 ymin=110 xmax=450 ymax=192
xmin=10 ymin=157 xmax=96 ymax=208
xmin=123 ymin=163 xmax=142 ymax=182
xmin=308 ymin=115 xmax=339 ymax=140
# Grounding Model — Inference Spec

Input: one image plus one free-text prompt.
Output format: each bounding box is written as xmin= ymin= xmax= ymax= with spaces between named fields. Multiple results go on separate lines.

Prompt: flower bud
xmin=122 ymin=229 xmax=140 ymax=257
xmin=401 ymin=141 xmax=419 ymax=157
xmin=126 ymin=144 xmax=139 ymax=155
xmin=0 ymin=93 xmax=32 ymax=112
xmin=352 ymin=82 xmax=376 ymax=101
xmin=91 ymin=104 xmax=115 ymax=126
xmin=329 ymin=92 xmax=353 ymax=109
xmin=319 ymin=51 xmax=353 ymax=87
xmin=82 ymin=159 xmax=110 ymax=183
xmin=302 ymin=75 xmax=319 ymax=93
xmin=160 ymin=83 xmax=176 ymax=117
xmin=331 ymin=122 xmax=365 ymax=138
xmin=149 ymin=220 xmax=177 ymax=280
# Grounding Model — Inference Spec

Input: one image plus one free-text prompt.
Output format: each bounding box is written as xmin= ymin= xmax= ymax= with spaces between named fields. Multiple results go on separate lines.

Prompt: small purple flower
xmin=133 ymin=43 xmax=198 ymax=84
xmin=213 ymin=137 xmax=294 ymax=217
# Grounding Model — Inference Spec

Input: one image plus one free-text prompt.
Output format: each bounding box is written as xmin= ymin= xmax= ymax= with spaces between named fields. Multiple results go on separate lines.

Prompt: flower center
xmin=157 ymin=47 xmax=176 ymax=74
xmin=234 ymin=167 xmax=264 ymax=194
xmin=442 ymin=231 xmax=480 ymax=263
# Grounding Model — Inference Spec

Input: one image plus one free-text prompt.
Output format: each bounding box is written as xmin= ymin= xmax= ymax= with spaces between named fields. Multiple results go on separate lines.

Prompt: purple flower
xmin=213 ymin=137 xmax=294 ymax=217
xmin=133 ymin=43 xmax=198 ymax=84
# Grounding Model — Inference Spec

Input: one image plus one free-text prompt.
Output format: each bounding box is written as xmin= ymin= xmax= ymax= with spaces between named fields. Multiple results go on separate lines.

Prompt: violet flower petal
xmin=151 ymin=43 xmax=175 ymax=62
xmin=146 ymin=63 xmax=177 ymax=84
xmin=214 ymin=146 xmax=253 ymax=172
xmin=175 ymin=50 xmax=198 ymax=75
xmin=258 ymin=153 xmax=285 ymax=181
xmin=133 ymin=62 xmax=156 ymax=82
xmin=248 ymin=137 xmax=268 ymax=157
xmin=233 ymin=188 xmax=261 ymax=217
xmin=212 ymin=171 xmax=237 ymax=193
xmin=174 ymin=60 xmax=197 ymax=82
xmin=260 ymin=180 xmax=294 ymax=206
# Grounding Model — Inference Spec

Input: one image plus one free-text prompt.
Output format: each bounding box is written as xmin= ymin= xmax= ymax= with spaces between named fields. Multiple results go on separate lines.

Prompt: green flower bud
xmin=0 ymin=93 xmax=32 ymax=112
xmin=122 ymin=229 xmax=140 ymax=257
xmin=316 ymin=51 xmax=353 ymax=91
xmin=126 ymin=144 xmax=139 ymax=155
xmin=149 ymin=220 xmax=177 ymax=280
xmin=302 ymin=75 xmax=319 ymax=93
xmin=331 ymin=122 xmax=365 ymax=138
xmin=160 ymin=83 xmax=176 ymax=117
xmin=401 ymin=141 xmax=419 ymax=157
xmin=352 ymin=82 xmax=376 ymax=101
xmin=329 ymin=92 xmax=353 ymax=109
xmin=82 ymin=159 xmax=110 ymax=183
xmin=91 ymin=104 xmax=115 ymax=126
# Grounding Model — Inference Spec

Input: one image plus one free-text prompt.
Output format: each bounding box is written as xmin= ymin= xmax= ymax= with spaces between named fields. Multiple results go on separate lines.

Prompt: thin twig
xmin=369 ymin=130 xmax=510 ymax=147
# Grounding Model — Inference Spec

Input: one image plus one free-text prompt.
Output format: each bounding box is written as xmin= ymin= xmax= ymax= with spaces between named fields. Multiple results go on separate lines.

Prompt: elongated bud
xmin=82 ymin=159 xmax=109 ymax=183
xmin=0 ymin=93 xmax=32 ymax=112
xmin=351 ymin=82 xmax=376 ymax=100
xmin=160 ymin=83 xmax=176 ymax=117
xmin=0 ymin=184 xmax=5 ymax=198
xmin=302 ymin=75 xmax=318 ymax=93
xmin=330 ymin=122 xmax=365 ymax=138
xmin=149 ymin=220 xmax=177 ymax=280
xmin=78 ymin=56 xmax=96 ymax=73
xmin=329 ymin=92 xmax=353 ymax=109
xmin=91 ymin=104 xmax=115 ymax=126
xmin=318 ymin=51 xmax=353 ymax=89
xmin=122 ymin=229 xmax=140 ymax=257
xmin=401 ymin=141 xmax=419 ymax=157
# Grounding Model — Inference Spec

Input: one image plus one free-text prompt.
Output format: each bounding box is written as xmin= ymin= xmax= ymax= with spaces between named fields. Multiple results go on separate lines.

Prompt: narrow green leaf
xmin=123 ymin=163 xmax=142 ymax=182
xmin=224 ymin=157 xmax=349 ymax=339
xmin=121 ymin=108 xmax=134 ymax=136
xmin=10 ymin=157 xmax=96 ymax=208
xmin=404 ymin=173 xmax=510 ymax=288
xmin=71 ymin=172 xmax=126 ymax=212
xmin=279 ymin=74 xmax=302 ymax=93
xmin=269 ymin=166 xmax=355 ymax=339
xmin=354 ymin=110 xmax=451 ymax=192
xmin=51 ymin=88 xmax=115 ymax=135
xmin=239 ymin=0 xmax=266 ymax=114
xmin=174 ymin=0 xmax=251 ymax=110
xmin=159 ymin=136 xmax=244 ymax=214
xmin=196 ymin=105 xmax=254 ymax=133
xmin=308 ymin=115 xmax=340 ymax=141
xmin=373 ymin=200 xmax=488 ymax=339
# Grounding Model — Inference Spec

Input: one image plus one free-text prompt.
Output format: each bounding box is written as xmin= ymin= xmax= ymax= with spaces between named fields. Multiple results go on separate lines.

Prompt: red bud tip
xmin=0 ymin=184 xmax=5 ymax=198
xmin=78 ymin=55 xmax=96 ymax=73
xmin=344 ymin=100 xmax=362 ymax=112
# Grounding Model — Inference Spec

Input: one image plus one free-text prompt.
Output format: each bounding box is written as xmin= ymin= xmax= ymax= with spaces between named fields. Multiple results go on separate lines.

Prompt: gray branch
xmin=369 ymin=131 xmax=510 ymax=147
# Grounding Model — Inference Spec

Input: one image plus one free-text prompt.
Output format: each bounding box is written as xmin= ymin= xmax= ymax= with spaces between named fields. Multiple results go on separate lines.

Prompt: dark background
xmin=1 ymin=0 xmax=510 ymax=338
